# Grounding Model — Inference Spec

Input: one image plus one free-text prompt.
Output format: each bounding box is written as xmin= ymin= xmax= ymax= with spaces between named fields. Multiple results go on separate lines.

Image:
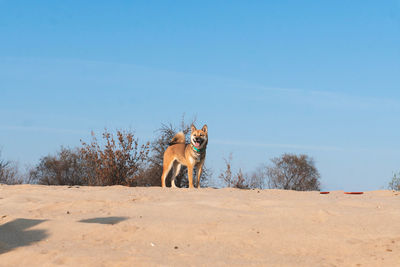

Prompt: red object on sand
xmin=320 ymin=192 xmax=364 ymax=195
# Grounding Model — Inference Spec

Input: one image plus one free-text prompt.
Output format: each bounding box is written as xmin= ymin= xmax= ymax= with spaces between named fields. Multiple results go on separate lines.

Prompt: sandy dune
xmin=0 ymin=185 xmax=399 ymax=266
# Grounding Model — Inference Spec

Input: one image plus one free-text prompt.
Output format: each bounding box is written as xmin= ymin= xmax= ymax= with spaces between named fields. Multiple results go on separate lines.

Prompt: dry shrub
xmin=219 ymin=154 xmax=233 ymax=187
xmin=80 ymin=129 xmax=150 ymax=186
xmin=233 ymin=168 xmax=248 ymax=189
xmin=0 ymin=151 xmax=21 ymax=185
xmin=218 ymin=154 xmax=248 ymax=189
xmin=247 ymin=166 xmax=267 ymax=189
xmin=388 ymin=171 xmax=400 ymax=191
xmin=30 ymin=147 xmax=86 ymax=185
xmin=30 ymin=129 xmax=150 ymax=186
xmin=267 ymin=153 xmax=320 ymax=191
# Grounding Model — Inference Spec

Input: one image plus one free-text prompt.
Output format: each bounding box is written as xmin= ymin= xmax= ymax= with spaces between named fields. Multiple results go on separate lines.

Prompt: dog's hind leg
xmin=161 ymin=160 xmax=174 ymax=188
xmin=170 ymin=162 xmax=181 ymax=188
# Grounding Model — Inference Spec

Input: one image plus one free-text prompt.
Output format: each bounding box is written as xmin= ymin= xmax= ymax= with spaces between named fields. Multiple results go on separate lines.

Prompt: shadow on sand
xmin=0 ymin=218 xmax=48 ymax=254
xmin=78 ymin=216 xmax=128 ymax=225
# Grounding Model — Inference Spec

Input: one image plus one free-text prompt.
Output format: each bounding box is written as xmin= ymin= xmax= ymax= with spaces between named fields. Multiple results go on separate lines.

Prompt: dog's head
xmin=190 ymin=124 xmax=208 ymax=150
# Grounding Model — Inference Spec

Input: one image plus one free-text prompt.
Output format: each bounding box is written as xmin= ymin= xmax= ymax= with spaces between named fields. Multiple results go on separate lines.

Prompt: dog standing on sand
xmin=161 ymin=124 xmax=208 ymax=188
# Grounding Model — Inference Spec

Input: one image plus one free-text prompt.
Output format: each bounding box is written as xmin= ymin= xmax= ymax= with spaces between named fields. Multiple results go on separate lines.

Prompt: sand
xmin=0 ymin=185 xmax=399 ymax=266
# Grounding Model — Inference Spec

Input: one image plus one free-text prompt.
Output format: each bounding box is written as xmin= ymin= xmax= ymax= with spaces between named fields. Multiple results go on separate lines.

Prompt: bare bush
xmin=29 ymin=147 xmax=87 ymax=185
xmin=218 ymin=154 xmax=248 ymax=189
xmin=219 ymin=154 xmax=233 ymax=187
xmin=388 ymin=171 xmax=400 ymax=191
xmin=266 ymin=153 xmax=320 ymax=191
xmin=247 ymin=166 xmax=268 ymax=189
xmin=233 ymin=168 xmax=249 ymax=189
xmin=0 ymin=152 xmax=21 ymax=185
xmin=80 ymin=129 xmax=150 ymax=186
xmin=30 ymin=129 xmax=150 ymax=186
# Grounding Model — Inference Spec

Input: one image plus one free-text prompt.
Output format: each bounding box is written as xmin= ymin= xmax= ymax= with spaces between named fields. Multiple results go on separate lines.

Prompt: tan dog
xmin=161 ymin=124 xmax=208 ymax=188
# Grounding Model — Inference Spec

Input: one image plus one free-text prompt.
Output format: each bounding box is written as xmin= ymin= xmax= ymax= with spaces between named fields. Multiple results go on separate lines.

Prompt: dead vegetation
xmin=3 ymin=117 xmax=325 ymax=190
xmin=0 ymin=151 xmax=21 ymax=185
xmin=80 ymin=130 xmax=150 ymax=186
xmin=388 ymin=171 xmax=400 ymax=191
xmin=30 ymin=130 xmax=150 ymax=186
xmin=266 ymin=153 xmax=321 ymax=191
xmin=29 ymin=147 xmax=86 ymax=185
xmin=218 ymin=153 xmax=320 ymax=191
xmin=218 ymin=154 xmax=248 ymax=189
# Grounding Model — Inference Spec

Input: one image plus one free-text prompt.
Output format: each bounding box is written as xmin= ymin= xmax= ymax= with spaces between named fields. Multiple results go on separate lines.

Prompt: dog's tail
xmin=169 ymin=132 xmax=185 ymax=145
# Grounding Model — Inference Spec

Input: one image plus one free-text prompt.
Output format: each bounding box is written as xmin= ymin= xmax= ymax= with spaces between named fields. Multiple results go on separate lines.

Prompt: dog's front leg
xmin=187 ymin=166 xmax=194 ymax=188
xmin=196 ymin=163 xmax=203 ymax=188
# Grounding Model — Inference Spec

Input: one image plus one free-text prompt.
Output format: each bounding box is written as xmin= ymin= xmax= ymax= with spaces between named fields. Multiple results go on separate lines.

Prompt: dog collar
xmin=191 ymin=144 xmax=205 ymax=153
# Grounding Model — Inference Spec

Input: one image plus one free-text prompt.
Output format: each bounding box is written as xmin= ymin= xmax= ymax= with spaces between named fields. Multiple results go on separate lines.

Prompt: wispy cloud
xmin=229 ymin=82 xmax=400 ymax=111
xmin=5 ymin=56 xmax=398 ymax=112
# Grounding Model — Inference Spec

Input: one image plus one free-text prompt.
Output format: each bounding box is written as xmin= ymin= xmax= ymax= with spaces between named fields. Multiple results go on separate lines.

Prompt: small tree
xmin=388 ymin=171 xmax=400 ymax=191
xmin=267 ymin=153 xmax=320 ymax=191
xmin=80 ymin=129 xmax=150 ymax=186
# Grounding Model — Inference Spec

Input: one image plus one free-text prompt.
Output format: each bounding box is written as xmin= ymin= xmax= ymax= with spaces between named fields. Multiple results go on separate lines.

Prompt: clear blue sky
xmin=1 ymin=0 xmax=399 ymax=190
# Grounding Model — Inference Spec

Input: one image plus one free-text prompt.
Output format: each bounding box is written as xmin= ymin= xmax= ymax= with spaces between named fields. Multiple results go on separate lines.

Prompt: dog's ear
xmin=201 ymin=124 xmax=208 ymax=134
xmin=191 ymin=124 xmax=197 ymax=132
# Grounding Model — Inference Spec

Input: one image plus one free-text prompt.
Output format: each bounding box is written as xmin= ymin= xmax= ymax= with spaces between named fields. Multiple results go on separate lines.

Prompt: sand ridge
xmin=1 ymin=185 xmax=399 ymax=266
